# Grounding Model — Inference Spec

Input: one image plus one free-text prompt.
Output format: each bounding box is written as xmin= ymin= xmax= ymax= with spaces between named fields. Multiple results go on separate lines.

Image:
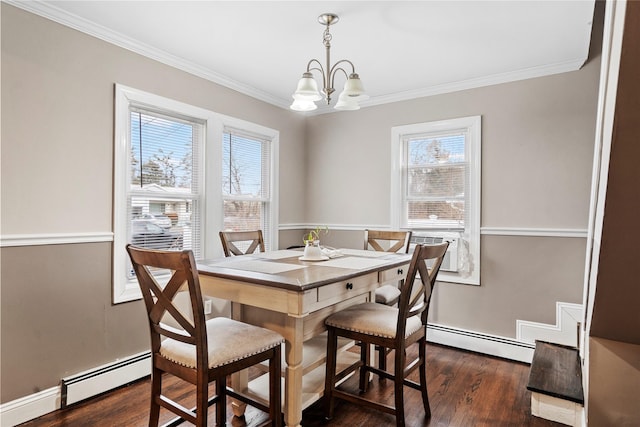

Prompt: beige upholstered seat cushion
xmin=160 ymin=317 xmax=283 ymax=369
xmin=325 ymin=302 xmax=423 ymax=339
xmin=375 ymin=284 xmax=401 ymax=305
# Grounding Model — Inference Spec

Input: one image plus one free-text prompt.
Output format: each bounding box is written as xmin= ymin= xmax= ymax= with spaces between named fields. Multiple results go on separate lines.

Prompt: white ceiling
xmin=12 ymin=1 xmax=596 ymax=113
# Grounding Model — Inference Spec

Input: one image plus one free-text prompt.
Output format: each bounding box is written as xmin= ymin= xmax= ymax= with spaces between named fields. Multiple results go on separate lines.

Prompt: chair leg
xmin=215 ymin=377 xmax=225 ymax=427
xmin=149 ymin=368 xmax=162 ymax=427
xmin=394 ymin=349 xmax=406 ymax=427
xmin=324 ymin=328 xmax=338 ymax=420
xmin=419 ymin=337 xmax=431 ymax=417
xmin=270 ymin=346 xmax=283 ymax=427
xmin=377 ymin=345 xmax=387 ymax=373
xmin=359 ymin=341 xmax=370 ymax=392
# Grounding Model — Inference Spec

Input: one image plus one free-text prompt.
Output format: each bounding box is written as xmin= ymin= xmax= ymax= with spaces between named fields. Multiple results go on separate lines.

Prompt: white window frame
xmin=391 ymin=116 xmax=481 ymax=285
xmin=114 ymin=84 xmax=278 ymax=303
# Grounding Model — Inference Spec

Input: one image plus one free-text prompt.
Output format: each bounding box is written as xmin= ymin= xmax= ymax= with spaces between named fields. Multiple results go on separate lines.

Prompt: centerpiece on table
xmin=301 ymin=225 xmax=329 ymax=260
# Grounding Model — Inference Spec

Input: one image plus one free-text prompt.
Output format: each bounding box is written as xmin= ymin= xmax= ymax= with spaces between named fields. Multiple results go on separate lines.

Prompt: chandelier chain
xmin=323 ymin=27 xmax=332 ymax=47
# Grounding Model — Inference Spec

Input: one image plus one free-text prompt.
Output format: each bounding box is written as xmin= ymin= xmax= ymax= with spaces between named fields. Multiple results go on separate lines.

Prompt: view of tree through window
xmin=222 ymin=131 xmax=269 ymax=233
xmin=127 ymin=110 xmax=201 ymax=256
xmin=406 ymin=133 xmax=466 ymax=229
xmin=131 ymin=112 xmax=193 ymax=189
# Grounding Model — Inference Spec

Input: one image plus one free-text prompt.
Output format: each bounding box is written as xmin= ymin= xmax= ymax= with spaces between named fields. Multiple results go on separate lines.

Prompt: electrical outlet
xmin=204 ymin=299 xmax=212 ymax=315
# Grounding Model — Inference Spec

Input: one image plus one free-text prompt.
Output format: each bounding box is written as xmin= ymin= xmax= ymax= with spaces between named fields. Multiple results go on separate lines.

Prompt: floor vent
xmin=527 ymin=341 xmax=583 ymax=426
xmin=61 ymin=351 xmax=151 ymax=407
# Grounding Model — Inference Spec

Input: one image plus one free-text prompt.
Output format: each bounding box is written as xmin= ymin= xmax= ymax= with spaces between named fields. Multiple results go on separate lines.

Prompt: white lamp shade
xmin=341 ymin=73 xmax=369 ymax=101
xmin=290 ymin=97 xmax=318 ymax=111
xmin=292 ymin=72 xmax=322 ymax=101
xmin=334 ymin=91 xmax=360 ymax=110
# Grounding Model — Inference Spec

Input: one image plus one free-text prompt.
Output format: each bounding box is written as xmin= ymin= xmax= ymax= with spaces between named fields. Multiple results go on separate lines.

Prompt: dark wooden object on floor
xmin=527 ymin=341 xmax=584 ymax=404
xmin=127 ymin=245 xmax=283 ymax=427
xmin=19 ymin=344 xmax=564 ymax=427
xmin=219 ymin=230 xmax=266 ymax=257
xmin=324 ymin=242 xmax=449 ymax=427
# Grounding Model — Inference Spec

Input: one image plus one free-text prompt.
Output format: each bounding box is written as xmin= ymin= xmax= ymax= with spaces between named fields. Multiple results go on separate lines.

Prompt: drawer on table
xmin=379 ymin=263 xmax=410 ymax=284
xmin=317 ymin=272 xmax=377 ymax=302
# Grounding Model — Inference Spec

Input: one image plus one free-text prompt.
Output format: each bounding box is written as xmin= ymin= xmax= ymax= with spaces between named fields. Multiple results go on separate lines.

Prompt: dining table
xmin=197 ymin=248 xmax=411 ymax=427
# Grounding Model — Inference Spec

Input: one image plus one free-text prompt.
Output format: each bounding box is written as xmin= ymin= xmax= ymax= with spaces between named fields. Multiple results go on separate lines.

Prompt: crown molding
xmin=362 ymin=58 xmax=586 ymax=108
xmin=6 ymin=0 xmax=587 ymax=114
xmin=5 ymin=0 xmax=292 ymax=109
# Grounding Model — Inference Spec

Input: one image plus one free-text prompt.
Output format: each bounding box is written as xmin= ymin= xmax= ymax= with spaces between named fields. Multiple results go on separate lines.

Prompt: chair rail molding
xmin=0 ymin=232 xmax=114 ymax=247
xmin=280 ymin=224 xmax=588 ymax=238
xmin=481 ymin=227 xmax=587 ymax=238
xmin=0 ymin=226 xmax=587 ymax=247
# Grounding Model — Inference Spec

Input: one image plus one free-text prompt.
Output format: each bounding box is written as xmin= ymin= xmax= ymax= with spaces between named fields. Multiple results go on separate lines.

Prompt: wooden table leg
xmin=284 ymin=315 xmax=304 ymax=427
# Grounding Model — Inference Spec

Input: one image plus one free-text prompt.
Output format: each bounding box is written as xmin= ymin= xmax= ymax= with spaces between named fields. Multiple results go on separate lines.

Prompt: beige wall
xmin=1 ymin=4 xmax=305 ymax=402
xmin=1 ymin=1 xmax=603 ymax=408
xmin=304 ymin=56 xmax=600 ymax=336
xmin=305 ymin=62 xmax=599 ymax=228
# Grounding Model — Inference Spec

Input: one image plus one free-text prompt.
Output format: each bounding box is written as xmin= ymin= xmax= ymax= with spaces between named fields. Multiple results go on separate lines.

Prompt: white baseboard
xmin=0 ymin=351 xmax=151 ymax=427
xmin=517 ymin=302 xmax=583 ymax=348
xmin=427 ymin=323 xmax=535 ymax=363
xmin=0 ymin=387 xmax=60 ymax=427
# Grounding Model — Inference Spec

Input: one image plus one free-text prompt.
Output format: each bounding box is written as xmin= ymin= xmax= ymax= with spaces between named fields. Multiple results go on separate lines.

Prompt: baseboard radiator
xmin=61 ymin=351 xmax=151 ymax=407
xmin=427 ymin=323 xmax=536 ymax=363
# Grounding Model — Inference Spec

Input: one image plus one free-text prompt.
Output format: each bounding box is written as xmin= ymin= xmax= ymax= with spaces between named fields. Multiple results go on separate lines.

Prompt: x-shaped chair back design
xmin=219 ymin=230 xmax=265 ymax=257
xmin=364 ymin=229 xmax=413 ymax=254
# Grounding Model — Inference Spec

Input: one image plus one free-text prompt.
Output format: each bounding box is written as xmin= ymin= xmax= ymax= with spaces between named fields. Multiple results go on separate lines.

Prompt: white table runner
xmin=223 ymin=259 xmax=306 ymax=274
xmin=256 ymin=250 xmax=303 ymax=260
xmin=338 ymin=248 xmax=390 ymax=258
xmin=321 ymin=256 xmax=393 ymax=270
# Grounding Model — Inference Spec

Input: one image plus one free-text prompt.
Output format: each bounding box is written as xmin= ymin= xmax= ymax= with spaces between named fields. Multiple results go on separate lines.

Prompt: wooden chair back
xmin=126 ymin=245 xmax=208 ymax=368
xmin=364 ymin=229 xmax=413 ymax=254
xmin=219 ymin=230 xmax=265 ymax=257
xmin=397 ymin=242 xmax=449 ymax=339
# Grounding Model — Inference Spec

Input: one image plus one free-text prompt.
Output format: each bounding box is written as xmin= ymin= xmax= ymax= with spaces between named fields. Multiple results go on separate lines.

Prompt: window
xmin=114 ymin=85 xmax=279 ymax=303
xmin=128 ymin=109 xmax=202 ymax=254
xmin=222 ymin=129 xmax=273 ymax=249
xmin=391 ymin=116 xmax=481 ymax=285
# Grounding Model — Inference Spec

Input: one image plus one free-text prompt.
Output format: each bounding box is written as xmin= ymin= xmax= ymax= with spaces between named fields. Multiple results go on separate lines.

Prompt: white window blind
xmin=404 ymin=132 xmax=467 ymax=230
xmin=127 ymin=108 xmax=202 ymax=269
xmin=222 ymin=128 xmax=272 ymax=248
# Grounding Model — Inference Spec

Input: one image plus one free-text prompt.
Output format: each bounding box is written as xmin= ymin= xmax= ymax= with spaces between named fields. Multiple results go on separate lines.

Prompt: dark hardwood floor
xmin=20 ymin=344 xmax=562 ymax=426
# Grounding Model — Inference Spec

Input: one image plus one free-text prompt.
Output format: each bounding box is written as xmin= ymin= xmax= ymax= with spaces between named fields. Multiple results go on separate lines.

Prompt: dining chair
xmin=364 ymin=229 xmax=413 ymax=371
xmin=126 ymin=245 xmax=283 ymax=427
xmin=219 ymin=230 xmax=265 ymax=257
xmin=324 ymin=242 xmax=449 ymax=427
xmin=365 ymin=229 xmax=413 ymax=306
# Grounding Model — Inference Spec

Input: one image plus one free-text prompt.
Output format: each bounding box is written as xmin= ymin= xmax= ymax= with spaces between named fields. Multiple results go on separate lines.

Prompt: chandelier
xmin=290 ymin=13 xmax=368 ymax=112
